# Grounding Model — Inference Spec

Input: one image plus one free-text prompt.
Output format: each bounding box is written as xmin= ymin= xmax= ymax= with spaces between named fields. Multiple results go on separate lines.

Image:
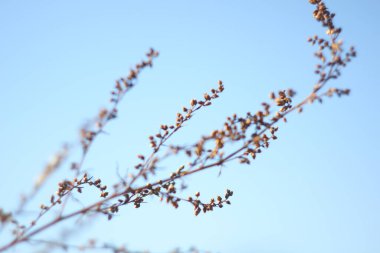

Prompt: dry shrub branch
xmin=0 ymin=1 xmax=356 ymax=252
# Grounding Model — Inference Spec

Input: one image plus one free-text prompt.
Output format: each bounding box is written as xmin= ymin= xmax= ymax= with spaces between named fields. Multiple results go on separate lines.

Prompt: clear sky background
xmin=0 ymin=1 xmax=379 ymax=253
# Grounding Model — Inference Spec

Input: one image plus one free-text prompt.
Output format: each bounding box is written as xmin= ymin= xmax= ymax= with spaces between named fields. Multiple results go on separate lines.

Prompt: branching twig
xmin=0 ymin=1 xmax=356 ymax=252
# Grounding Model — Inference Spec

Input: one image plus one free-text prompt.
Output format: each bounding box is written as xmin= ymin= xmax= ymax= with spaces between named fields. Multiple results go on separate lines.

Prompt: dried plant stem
xmin=0 ymin=1 xmax=356 ymax=252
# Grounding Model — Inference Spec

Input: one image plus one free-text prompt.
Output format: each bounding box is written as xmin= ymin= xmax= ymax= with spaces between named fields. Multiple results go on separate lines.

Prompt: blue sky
xmin=0 ymin=1 xmax=379 ymax=252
